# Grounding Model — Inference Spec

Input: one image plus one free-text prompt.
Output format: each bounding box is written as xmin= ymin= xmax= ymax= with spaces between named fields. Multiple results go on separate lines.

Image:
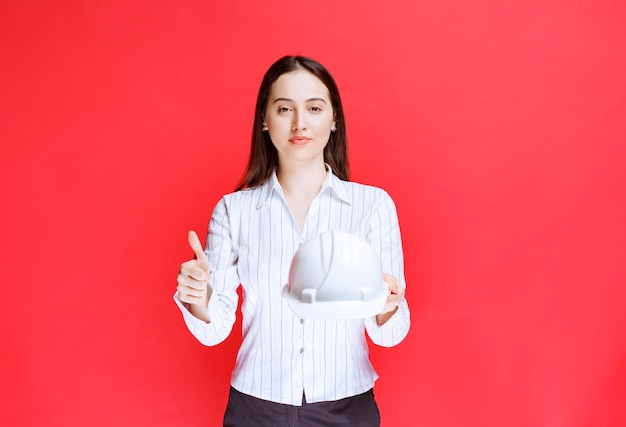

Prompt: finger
xmin=188 ymin=230 xmax=210 ymax=271
xmin=178 ymin=283 xmax=207 ymax=299
xmin=177 ymin=274 xmax=207 ymax=291
xmin=383 ymin=273 xmax=405 ymax=293
xmin=387 ymin=282 xmax=399 ymax=294
xmin=382 ymin=292 xmax=403 ymax=312
xmin=180 ymin=262 xmax=209 ymax=282
xmin=178 ymin=292 xmax=206 ymax=305
xmin=389 ymin=293 xmax=402 ymax=304
xmin=177 ymin=275 xmax=208 ymax=295
xmin=388 ymin=285 xmax=405 ymax=300
xmin=383 ymin=274 xmax=398 ymax=293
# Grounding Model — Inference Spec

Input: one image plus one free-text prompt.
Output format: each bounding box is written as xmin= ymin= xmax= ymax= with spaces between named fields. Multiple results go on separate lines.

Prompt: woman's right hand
xmin=176 ymin=230 xmax=212 ymax=322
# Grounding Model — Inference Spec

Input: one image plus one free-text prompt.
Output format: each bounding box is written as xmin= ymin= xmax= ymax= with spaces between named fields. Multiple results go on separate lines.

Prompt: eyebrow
xmin=272 ymin=97 xmax=328 ymax=104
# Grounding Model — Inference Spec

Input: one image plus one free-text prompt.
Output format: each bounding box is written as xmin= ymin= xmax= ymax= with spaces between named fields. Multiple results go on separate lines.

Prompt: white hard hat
xmin=282 ymin=230 xmax=388 ymax=320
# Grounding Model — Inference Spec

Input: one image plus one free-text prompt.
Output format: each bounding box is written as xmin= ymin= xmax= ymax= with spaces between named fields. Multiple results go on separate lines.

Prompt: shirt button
xmin=299 ymin=347 xmax=304 ymax=354
xmin=300 ymin=318 xmax=304 ymax=324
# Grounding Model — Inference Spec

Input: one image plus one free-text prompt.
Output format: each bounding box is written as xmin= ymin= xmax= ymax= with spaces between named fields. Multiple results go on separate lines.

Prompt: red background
xmin=2 ymin=1 xmax=625 ymax=426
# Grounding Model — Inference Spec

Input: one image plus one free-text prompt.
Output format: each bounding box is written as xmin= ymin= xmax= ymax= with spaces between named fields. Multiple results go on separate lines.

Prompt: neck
xmin=277 ymin=161 xmax=327 ymax=198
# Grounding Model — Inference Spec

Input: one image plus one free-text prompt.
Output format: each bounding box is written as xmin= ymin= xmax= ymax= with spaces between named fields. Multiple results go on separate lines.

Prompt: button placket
xmin=298 ymin=318 xmax=305 ymax=354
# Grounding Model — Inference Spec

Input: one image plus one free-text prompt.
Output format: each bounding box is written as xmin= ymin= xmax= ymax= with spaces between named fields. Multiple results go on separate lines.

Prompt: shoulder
xmin=336 ymin=178 xmax=395 ymax=204
xmin=217 ymin=184 xmax=269 ymax=213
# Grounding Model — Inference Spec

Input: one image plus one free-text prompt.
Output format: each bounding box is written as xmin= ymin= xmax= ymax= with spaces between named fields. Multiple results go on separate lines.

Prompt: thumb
xmin=188 ymin=230 xmax=210 ymax=272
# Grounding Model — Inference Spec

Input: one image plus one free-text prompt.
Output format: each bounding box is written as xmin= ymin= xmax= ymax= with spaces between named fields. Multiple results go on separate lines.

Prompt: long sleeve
xmin=173 ymin=169 xmax=411 ymax=405
xmin=364 ymin=190 xmax=411 ymax=347
xmin=173 ymin=197 xmax=240 ymax=346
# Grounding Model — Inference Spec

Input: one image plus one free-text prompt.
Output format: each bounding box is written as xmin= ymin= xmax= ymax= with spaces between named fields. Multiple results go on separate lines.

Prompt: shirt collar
xmin=256 ymin=164 xmax=352 ymax=208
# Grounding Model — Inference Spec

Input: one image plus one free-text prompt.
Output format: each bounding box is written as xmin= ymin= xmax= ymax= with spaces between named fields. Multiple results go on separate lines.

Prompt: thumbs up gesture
xmin=176 ymin=231 xmax=212 ymax=322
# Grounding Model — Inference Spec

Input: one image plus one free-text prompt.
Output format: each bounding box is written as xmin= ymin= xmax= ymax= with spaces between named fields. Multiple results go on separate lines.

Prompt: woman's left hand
xmin=376 ymin=273 xmax=405 ymax=324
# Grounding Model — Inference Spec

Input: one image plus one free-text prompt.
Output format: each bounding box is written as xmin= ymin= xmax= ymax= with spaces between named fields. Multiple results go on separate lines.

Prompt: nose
xmin=292 ymin=111 xmax=307 ymax=131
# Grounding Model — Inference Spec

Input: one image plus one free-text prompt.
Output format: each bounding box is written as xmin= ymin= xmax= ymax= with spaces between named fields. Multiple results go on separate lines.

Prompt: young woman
xmin=175 ymin=56 xmax=410 ymax=426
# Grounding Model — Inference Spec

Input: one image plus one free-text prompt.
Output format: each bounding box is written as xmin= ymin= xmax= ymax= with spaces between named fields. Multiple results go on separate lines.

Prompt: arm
xmin=173 ymin=197 xmax=240 ymax=346
xmin=365 ymin=190 xmax=411 ymax=347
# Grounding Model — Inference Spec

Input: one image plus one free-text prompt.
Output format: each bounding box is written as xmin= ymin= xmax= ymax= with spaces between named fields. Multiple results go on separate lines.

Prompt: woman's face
xmin=263 ymin=70 xmax=336 ymax=167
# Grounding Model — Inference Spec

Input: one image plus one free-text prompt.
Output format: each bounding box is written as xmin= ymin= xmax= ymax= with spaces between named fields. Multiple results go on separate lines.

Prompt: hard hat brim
xmin=282 ymin=284 xmax=388 ymax=320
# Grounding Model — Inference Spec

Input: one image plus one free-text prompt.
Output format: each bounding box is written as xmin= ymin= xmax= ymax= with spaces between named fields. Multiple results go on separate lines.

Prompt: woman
xmin=175 ymin=55 xmax=410 ymax=426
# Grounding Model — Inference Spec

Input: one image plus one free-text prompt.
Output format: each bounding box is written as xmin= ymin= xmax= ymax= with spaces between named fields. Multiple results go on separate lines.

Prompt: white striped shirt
xmin=174 ymin=167 xmax=410 ymax=405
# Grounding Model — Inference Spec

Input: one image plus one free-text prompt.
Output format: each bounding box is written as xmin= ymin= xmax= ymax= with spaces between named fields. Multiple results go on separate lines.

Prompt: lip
xmin=289 ymin=136 xmax=312 ymax=145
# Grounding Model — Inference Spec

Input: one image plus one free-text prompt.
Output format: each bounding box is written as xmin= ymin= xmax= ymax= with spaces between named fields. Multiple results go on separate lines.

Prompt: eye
xmin=309 ymin=106 xmax=322 ymax=113
xmin=277 ymin=106 xmax=291 ymax=113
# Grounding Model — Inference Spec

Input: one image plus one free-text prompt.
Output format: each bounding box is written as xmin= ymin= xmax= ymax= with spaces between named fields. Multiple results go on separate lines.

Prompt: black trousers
xmin=223 ymin=387 xmax=381 ymax=427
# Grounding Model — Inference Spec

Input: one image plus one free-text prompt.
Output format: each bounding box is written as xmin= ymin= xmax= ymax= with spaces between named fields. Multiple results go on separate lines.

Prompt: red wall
xmin=2 ymin=1 xmax=625 ymax=426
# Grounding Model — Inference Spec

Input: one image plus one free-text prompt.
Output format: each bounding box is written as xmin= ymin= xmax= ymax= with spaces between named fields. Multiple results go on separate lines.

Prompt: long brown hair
xmin=235 ymin=56 xmax=350 ymax=191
